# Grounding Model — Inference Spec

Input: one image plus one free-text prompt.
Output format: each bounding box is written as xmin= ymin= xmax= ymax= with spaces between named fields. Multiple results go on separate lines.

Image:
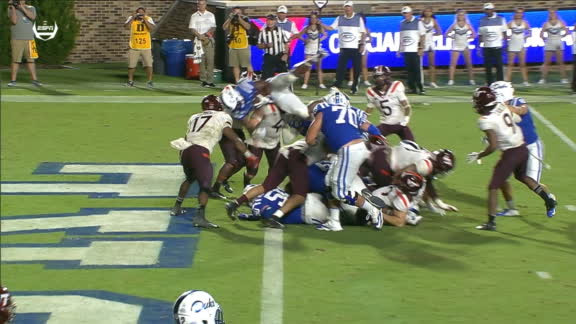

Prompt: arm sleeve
xmin=209 ymin=13 xmax=217 ymax=28
xmin=147 ymin=17 xmax=155 ymax=25
xmin=125 ymin=16 xmax=133 ymax=24
xmin=393 ymin=82 xmax=408 ymax=102
xmin=478 ymin=117 xmax=492 ymax=131
xmin=188 ymin=14 xmax=195 ymax=28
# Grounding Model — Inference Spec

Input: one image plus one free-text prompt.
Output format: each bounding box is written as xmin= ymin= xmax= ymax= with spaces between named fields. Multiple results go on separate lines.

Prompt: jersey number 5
xmin=379 ymin=100 xmax=392 ymax=116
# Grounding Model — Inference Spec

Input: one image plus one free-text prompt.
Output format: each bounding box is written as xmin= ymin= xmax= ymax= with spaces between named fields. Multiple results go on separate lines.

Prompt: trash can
xmin=183 ymin=39 xmax=194 ymax=54
xmin=152 ymin=39 xmax=165 ymax=75
xmin=162 ymin=39 xmax=187 ymax=77
xmin=186 ymin=54 xmax=200 ymax=80
xmin=213 ymin=69 xmax=222 ymax=83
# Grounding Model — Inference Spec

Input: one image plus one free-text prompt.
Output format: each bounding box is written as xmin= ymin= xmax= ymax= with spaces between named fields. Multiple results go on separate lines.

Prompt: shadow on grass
xmin=435 ymin=181 xmax=486 ymax=208
xmin=24 ymin=85 xmax=74 ymax=96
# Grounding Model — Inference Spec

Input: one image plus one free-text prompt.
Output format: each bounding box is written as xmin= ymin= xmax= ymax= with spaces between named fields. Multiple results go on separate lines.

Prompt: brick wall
xmin=68 ymin=0 xmax=175 ymax=63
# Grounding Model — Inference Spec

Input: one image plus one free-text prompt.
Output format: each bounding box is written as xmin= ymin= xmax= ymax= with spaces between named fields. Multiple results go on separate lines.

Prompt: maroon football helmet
xmin=433 ymin=149 xmax=455 ymax=174
xmin=373 ymin=65 xmax=392 ymax=88
xmin=397 ymin=171 xmax=424 ymax=196
xmin=201 ymin=94 xmax=223 ymax=111
xmin=472 ymin=87 xmax=497 ymax=115
xmin=0 ymin=286 xmax=15 ymax=324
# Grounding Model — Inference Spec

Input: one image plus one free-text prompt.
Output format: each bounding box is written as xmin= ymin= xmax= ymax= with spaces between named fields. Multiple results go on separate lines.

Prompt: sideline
xmin=530 ymin=107 xmax=576 ymax=152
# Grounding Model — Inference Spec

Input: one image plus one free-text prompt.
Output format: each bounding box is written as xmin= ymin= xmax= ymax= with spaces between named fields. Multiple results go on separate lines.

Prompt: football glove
xmin=426 ymin=201 xmax=446 ymax=216
xmin=434 ymin=199 xmax=459 ymax=212
xmin=400 ymin=116 xmax=410 ymax=127
xmin=343 ymin=191 xmax=358 ymax=206
xmin=245 ymin=151 xmax=260 ymax=169
xmin=466 ymin=152 xmax=480 ymax=164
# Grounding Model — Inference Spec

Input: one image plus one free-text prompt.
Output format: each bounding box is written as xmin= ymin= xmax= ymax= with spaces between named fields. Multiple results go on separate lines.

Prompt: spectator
xmin=7 ymin=0 xmax=40 ymax=87
xmin=258 ymin=14 xmax=289 ymax=80
xmin=348 ymin=15 xmax=371 ymax=87
xmin=445 ymin=9 xmax=476 ymax=85
xmin=322 ymin=1 xmax=366 ymax=94
xmin=538 ymin=8 xmax=568 ymax=84
xmin=189 ymin=0 xmax=216 ymax=88
xmin=276 ymin=5 xmax=299 ymax=67
xmin=506 ymin=8 xmax=530 ymax=86
xmin=124 ymin=7 xmax=155 ymax=88
xmin=223 ymin=6 xmax=253 ymax=83
xmin=420 ymin=7 xmax=441 ymax=88
xmin=297 ymin=11 xmax=328 ymax=89
xmin=398 ymin=6 xmax=425 ymax=95
xmin=478 ymin=3 xmax=507 ymax=85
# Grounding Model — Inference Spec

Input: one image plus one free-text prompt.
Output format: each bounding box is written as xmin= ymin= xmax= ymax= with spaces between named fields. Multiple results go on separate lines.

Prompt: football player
xmin=467 ymin=87 xmax=557 ymax=231
xmin=367 ymin=140 xmax=458 ymax=215
xmin=169 ymin=95 xmax=259 ymax=228
xmin=241 ymin=100 xmax=284 ymax=186
xmin=0 ymin=285 xmax=15 ymax=324
xmin=173 ymin=290 xmax=224 ymax=324
xmin=490 ymin=81 xmax=549 ymax=217
xmin=367 ymin=171 xmax=425 ymax=227
xmin=306 ymin=100 xmax=386 ymax=231
xmin=366 ymin=66 xmax=415 ymax=141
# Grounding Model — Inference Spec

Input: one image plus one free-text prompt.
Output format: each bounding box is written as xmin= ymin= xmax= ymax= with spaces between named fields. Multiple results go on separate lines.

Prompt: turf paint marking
xmin=536 ymin=272 xmax=552 ymax=279
xmin=530 ymin=107 xmax=576 ymax=152
xmin=565 ymin=205 xmax=576 ymax=212
xmin=261 ymin=228 xmax=283 ymax=324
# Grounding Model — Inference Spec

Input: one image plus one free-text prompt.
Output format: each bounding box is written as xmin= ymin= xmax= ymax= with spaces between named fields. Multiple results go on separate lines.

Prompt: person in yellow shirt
xmin=124 ymin=7 xmax=155 ymax=87
xmin=223 ymin=7 xmax=253 ymax=83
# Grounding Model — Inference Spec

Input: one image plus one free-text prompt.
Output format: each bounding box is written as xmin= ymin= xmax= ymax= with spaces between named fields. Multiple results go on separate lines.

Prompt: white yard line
xmin=535 ymin=271 xmax=552 ymax=279
xmin=260 ymin=228 xmax=284 ymax=324
xmin=565 ymin=205 xmax=576 ymax=212
xmin=530 ymin=107 xmax=576 ymax=152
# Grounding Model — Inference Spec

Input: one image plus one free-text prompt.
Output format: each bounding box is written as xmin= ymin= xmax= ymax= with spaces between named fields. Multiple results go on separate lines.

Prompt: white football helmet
xmin=219 ymin=85 xmax=244 ymax=112
xmin=173 ymin=290 xmax=224 ymax=324
xmin=489 ymin=81 xmax=514 ymax=103
xmin=323 ymin=87 xmax=350 ymax=107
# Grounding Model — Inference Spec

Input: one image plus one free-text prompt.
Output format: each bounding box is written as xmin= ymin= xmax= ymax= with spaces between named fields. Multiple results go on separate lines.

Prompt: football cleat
xmin=225 ymin=201 xmax=239 ymax=220
xmin=209 ymin=190 xmax=227 ymax=200
xmin=495 ymin=209 xmax=520 ymax=217
xmin=170 ymin=206 xmax=186 ymax=216
xmin=223 ymin=181 xmax=234 ymax=194
xmin=7 ymin=80 xmax=17 ymax=87
xmin=316 ymin=220 xmax=343 ymax=231
xmin=475 ymin=222 xmax=497 ymax=231
xmin=192 ymin=215 xmax=219 ymax=228
xmin=546 ymin=194 xmax=557 ymax=218
xmin=262 ymin=216 xmax=285 ymax=229
xmin=361 ymin=188 xmax=387 ymax=208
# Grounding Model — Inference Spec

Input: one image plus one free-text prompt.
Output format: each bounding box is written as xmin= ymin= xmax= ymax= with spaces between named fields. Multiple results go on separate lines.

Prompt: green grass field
xmin=1 ymin=64 xmax=576 ymax=323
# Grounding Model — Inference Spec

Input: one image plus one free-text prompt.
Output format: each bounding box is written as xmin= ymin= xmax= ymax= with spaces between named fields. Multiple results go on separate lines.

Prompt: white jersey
xmin=389 ymin=142 xmax=434 ymax=177
xmin=372 ymin=185 xmax=412 ymax=213
xmin=245 ymin=104 xmax=283 ymax=149
xmin=451 ymin=23 xmax=471 ymax=51
xmin=477 ymin=103 xmax=524 ymax=151
xmin=269 ymin=72 xmax=309 ymax=119
xmin=422 ymin=18 xmax=436 ymax=51
xmin=366 ymin=81 xmax=409 ymax=125
xmin=185 ymin=110 xmax=232 ymax=153
xmin=279 ymin=137 xmax=327 ymax=166
xmin=508 ymin=20 xmax=527 ymax=52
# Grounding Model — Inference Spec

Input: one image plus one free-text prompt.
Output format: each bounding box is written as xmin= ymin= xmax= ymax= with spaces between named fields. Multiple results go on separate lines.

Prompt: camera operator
xmin=189 ymin=0 xmax=216 ymax=88
xmin=223 ymin=6 xmax=253 ymax=83
xmin=7 ymin=0 xmax=41 ymax=87
xmin=124 ymin=7 xmax=155 ymax=88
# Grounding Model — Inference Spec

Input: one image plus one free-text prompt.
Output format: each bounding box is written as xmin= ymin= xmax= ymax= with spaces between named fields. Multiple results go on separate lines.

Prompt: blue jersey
xmin=510 ymin=97 xmax=539 ymax=144
xmin=313 ymin=103 xmax=367 ymax=152
xmin=231 ymin=79 xmax=259 ymax=120
xmin=250 ymin=188 xmax=304 ymax=224
xmin=308 ymin=161 xmax=331 ymax=194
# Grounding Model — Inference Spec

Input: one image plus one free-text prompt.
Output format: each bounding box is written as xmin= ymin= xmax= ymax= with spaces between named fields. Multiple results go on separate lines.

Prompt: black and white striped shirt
xmin=258 ymin=27 xmax=289 ymax=55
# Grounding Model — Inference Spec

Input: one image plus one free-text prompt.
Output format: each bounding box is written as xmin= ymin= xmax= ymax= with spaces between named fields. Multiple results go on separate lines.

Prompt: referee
xmin=478 ymin=3 xmax=507 ymax=85
xmin=398 ymin=6 xmax=425 ymax=95
xmin=258 ymin=14 xmax=289 ymax=80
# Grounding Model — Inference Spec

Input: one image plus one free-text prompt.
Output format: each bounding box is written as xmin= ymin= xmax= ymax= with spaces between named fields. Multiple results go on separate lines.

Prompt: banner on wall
xmin=249 ymin=9 xmax=576 ymax=70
